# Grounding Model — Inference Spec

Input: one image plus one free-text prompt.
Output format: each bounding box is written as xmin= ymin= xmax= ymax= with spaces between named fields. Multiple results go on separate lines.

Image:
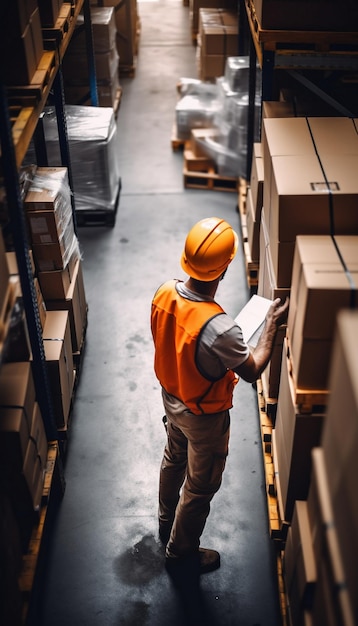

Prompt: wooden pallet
xmin=6 ymin=51 xmax=57 ymax=106
xmin=245 ymin=0 xmax=358 ymax=68
xmin=171 ymin=123 xmax=186 ymax=151
xmin=19 ymin=442 xmax=62 ymax=623
xmin=9 ymin=106 xmax=34 ymax=151
xmin=284 ymin=337 xmax=330 ymax=414
xmin=42 ymin=3 xmax=72 ymax=49
xmin=237 ymin=177 xmax=247 ymax=216
xmin=119 ymin=58 xmax=138 ymax=79
xmin=183 ymin=149 xmax=239 ymax=193
xmin=257 ymin=379 xmax=290 ymax=544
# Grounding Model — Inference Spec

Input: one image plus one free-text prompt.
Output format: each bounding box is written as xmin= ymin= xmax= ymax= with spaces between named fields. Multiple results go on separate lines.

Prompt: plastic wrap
xmin=73 ymin=8 xmax=117 ymax=53
xmin=26 ymin=169 xmax=73 ymax=234
xmin=38 ymin=106 xmax=121 ymax=212
xmin=195 ymin=58 xmax=263 ymax=176
xmin=224 ymin=57 xmax=250 ymax=93
xmin=175 ymin=85 xmax=221 ymax=140
xmin=24 ymin=167 xmax=81 ymax=270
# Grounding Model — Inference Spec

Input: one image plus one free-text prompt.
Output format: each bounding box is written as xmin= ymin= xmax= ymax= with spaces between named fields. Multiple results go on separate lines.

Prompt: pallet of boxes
xmin=175 ymin=56 xmax=262 ymax=192
xmin=62 ymin=5 xmax=122 ymax=112
xmin=250 ymin=112 xmax=358 ymax=625
xmin=89 ymin=0 xmax=140 ymax=77
xmin=0 ymin=166 xmax=88 ymax=622
xmin=25 ymin=104 xmax=122 ymax=226
xmin=23 ymin=166 xmax=88 ymax=436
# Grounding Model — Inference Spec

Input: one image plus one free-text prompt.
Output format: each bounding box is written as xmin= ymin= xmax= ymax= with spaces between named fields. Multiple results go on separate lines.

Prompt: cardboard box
xmin=64 ymin=46 xmax=119 ymax=83
xmin=321 ymin=310 xmax=358 ymax=617
xmin=199 ymin=52 xmax=226 ymax=81
xmin=262 ymin=100 xmax=297 ymax=120
xmin=270 ymin=153 xmax=358 ymax=242
xmin=190 ymin=128 xmax=220 ymax=158
xmin=37 ymin=0 xmax=62 ymax=27
xmin=273 ymin=342 xmax=325 ymax=521
xmin=0 ymin=0 xmax=38 ymax=38
xmin=0 ymin=362 xmax=36 ymax=472
xmin=262 ymin=117 xmax=358 ymax=254
xmin=0 ymin=5 xmax=43 ymax=86
xmin=42 ymin=310 xmax=74 ymax=428
xmin=253 ymin=0 xmax=358 ymax=31
xmin=287 ymin=236 xmax=358 ymax=389
xmin=307 ymin=448 xmax=355 ymax=625
xmin=268 ymin=153 xmax=358 ymax=287
xmin=46 ymin=259 xmax=88 ymax=353
xmin=20 ymin=402 xmax=47 ymax=511
xmin=246 ymin=186 xmax=260 ymax=262
xmin=261 ymin=325 xmax=286 ymax=400
xmin=249 ymin=142 xmax=264 ymax=222
xmin=262 ymin=117 xmax=314 ymax=218
xmin=27 ymin=209 xmax=70 ymax=245
xmin=3 ymin=294 xmax=32 ymax=362
xmin=32 ymin=217 xmax=77 ymax=272
xmin=284 ymin=501 xmax=316 ymax=623
xmin=258 ymin=205 xmax=295 ymax=290
xmin=91 ymin=0 xmax=138 ymax=66
xmin=38 ymin=251 xmax=78 ymax=300
xmin=24 ymin=167 xmax=69 ymax=212
xmin=199 ymin=9 xmax=238 ymax=56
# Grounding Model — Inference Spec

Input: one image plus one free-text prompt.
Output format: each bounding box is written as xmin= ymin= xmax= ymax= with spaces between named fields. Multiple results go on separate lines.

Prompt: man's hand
xmin=235 ymin=296 xmax=290 ymax=384
xmin=265 ymin=297 xmax=289 ymax=330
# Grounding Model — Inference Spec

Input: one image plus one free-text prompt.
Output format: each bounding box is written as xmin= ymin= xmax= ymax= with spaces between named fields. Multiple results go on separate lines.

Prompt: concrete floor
xmin=29 ymin=1 xmax=282 ymax=624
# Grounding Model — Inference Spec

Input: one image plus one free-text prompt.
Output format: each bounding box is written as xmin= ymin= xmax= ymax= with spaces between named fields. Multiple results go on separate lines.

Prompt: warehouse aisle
xmin=30 ymin=1 xmax=282 ymax=624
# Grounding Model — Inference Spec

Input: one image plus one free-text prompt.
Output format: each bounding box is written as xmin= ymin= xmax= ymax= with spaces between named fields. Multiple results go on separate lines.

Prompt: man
xmin=151 ymin=216 xmax=288 ymax=577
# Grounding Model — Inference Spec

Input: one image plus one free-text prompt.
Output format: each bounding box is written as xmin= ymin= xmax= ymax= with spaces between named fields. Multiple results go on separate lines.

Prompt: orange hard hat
xmin=181 ymin=217 xmax=238 ymax=281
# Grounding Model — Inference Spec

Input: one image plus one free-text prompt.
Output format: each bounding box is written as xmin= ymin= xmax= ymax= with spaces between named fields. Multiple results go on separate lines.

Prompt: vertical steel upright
xmin=0 ymin=83 xmax=58 ymax=443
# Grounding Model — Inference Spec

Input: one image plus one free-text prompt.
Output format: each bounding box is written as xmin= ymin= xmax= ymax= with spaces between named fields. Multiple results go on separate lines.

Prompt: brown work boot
xmin=198 ymin=548 xmax=220 ymax=574
xmin=165 ymin=548 xmax=220 ymax=577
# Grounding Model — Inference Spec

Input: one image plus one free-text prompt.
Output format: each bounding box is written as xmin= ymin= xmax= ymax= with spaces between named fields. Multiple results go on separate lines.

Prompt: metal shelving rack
xmin=0 ymin=2 xmax=98 ymax=621
xmin=0 ymin=0 xmax=96 ymax=443
xmin=239 ymin=0 xmax=358 ymax=180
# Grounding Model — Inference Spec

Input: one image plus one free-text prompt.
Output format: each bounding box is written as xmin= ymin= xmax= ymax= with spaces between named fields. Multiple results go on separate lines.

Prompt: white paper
xmin=234 ymin=295 xmax=273 ymax=348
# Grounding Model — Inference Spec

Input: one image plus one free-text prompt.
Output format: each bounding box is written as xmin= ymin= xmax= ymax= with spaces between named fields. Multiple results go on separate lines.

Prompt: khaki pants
xmin=159 ymin=403 xmax=230 ymax=559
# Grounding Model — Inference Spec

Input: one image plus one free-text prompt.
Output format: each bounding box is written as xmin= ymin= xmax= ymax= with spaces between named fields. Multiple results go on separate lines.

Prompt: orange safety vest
xmin=151 ymin=280 xmax=237 ymax=415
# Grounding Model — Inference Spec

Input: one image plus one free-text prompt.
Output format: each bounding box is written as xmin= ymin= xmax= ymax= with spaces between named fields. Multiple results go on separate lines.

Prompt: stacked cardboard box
xmin=319 ymin=310 xmax=358 ymax=621
xmin=0 ymin=0 xmax=43 ymax=86
xmin=37 ymin=0 xmax=63 ymax=26
xmin=261 ymin=116 xmax=358 ymax=289
xmin=23 ymin=167 xmax=87 ymax=400
xmin=287 ymin=235 xmax=358 ymax=391
xmin=189 ymin=0 xmax=237 ymax=39
xmin=41 ymin=310 xmax=75 ymax=429
xmin=197 ymin=9 xmax=238 ymax=81
xmin=255 ymin=114 xmax=358 ymax=402
xmin=273 ymin=336 xmax=325 ymax=523
xmin=0 ymin=363 xmax=48 ymax=550
xmin=286 ymin=447 xmax=355 ymax=626
xmin=24 ymin=167 xmax=80 ymax=273
xmin=63 ymin=7 xmax=121 ymax=109
xmin=90 ymin=0 xmax=139 ymax=71
xmin=280 ymin=310 xmax=358 ymax=623
xmin=246 ymin=142 xmax=263 ymax=264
